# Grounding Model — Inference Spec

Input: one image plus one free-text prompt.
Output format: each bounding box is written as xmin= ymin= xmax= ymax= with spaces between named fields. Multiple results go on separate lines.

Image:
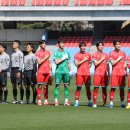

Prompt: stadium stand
xmin=75 ymin=0 xmax=113 ymax=6
xmin=0 ymin=0 xmax=130 ymax=6
xmin=1 ymin=0 xmax=26 ymax=6
xmin=32 ymin=0 xmax=69 ymax=6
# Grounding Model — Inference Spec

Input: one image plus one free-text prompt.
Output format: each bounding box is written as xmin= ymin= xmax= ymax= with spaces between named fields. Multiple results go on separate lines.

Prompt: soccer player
xmin=53 ymin=40 xmax=72 ymax=106
xmin=23 ymin=43 xmax=37 ymax=104
xmin=11 ymin=40 xmax=24 ymax=104
xmin=35 ymin=40 xmax=52 ymax=106
xmin=74 ymin=42 xmax=92 ymax=107
xmin=109 ymin=40 xmax=127 ymax=108
xmin=92 ymin=42 xmax=110 ymax=108
xmin=126 ymin=56 xmax=130 ymax=109
xmin=0 ymin=43 xmax=10 ymax=103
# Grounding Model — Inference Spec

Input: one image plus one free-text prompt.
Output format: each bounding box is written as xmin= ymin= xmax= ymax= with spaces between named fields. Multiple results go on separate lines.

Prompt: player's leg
xmin=43 ymin=74 xmax=52 ymax=105
xmin=63 ymin=74 xmax=70 ymax=106
xmin=74 ymin=75 xmax=83 ymax=107
xmin=31 ymin=70 xmax=37 ymax=104
xmin=2 ymin=72 xmax=8 ymax=103
xmin=85 ymin=76 xmax=92 ymax=107
xmin=101 ymin=75 xmax=108 ymax=106
xmin=25 ymin=85 xmax=30 ymax=104
xmin=126 ymin=74 xmax=130 ymax=109
xmin=109 ymin=75 xmax=118 ymax=108
xmin=17 ymin=72 xmax=24 ymax=104
xmin=37 ymin=73 xmax=44 ymax=106
xmin=93 ymin=75 xmax=101 ymax=107
xmin=0 ymin=85 xmax=3 ymax=102
xmin=24 ymin=71 xmax=30 ymax=104
xmin=54 ymin=73 xmax=62 ymax=106
xmin=119 ymin=76 xmax=126 ymax=108
xmin=11 ymin=68 xmax=18 ymax=103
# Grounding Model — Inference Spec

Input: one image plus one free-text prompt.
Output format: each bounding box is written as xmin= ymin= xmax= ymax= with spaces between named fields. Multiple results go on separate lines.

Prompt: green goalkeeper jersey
xmin=54 ymin=49 xmax=70 ymax=74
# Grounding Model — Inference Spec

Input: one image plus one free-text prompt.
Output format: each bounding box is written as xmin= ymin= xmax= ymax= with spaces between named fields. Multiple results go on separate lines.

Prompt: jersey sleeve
xmin=3 ymin=54 xmax=10 ymax=71
xmin=19 ymin=52 xmax=24 ymax=71
xmin=74 ymin=53 xmax=79 ymax=61
xmin=67 ymin=51 xmax=71 ymax=60
xmin=35 ymin=51 xmax=40 ymax=59
xmin=53 ymin=51 xmax=59 ymax=60
xmin=127 ymin=56 xmax=130 ymax=69
xmin=109 ymin=52 xmax=114 ymax=61
xmin=92 ymin=53 xmax=97 ymax=62
xmin=123 ymin=52 xmax=127 ymax=61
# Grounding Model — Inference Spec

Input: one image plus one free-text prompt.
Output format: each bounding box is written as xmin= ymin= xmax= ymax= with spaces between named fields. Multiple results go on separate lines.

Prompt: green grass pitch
xmin=0 ymin=77 xmax=130 ymax=130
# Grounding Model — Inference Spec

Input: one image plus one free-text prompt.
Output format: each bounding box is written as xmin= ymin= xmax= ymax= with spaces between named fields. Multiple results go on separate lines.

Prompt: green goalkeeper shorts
xmin=55 ymin=73 xmax=70 ymax=84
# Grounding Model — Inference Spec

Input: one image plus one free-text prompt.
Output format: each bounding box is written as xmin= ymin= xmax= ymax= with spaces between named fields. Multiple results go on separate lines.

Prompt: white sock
xmin=75 ymin=100 xmax=78 ymax=104
xmin=55 ymin=98 xmax=58 ymax=103
xmin=65 ymin=98 xmax=68 ymax=103
xmin=44 ymin=99 xmax=48 ymax=103
xmin=110 ymin=101 xmax=113 ymax=105
xmin=128 ymin=103 xmax=130 ymax=106
xmin=121 ymin=101 xmax=124 ymax=105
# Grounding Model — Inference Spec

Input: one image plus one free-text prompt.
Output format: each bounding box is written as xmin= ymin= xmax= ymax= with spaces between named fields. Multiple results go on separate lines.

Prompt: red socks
xmin=37 ymin=87 xmax=42 ymax=100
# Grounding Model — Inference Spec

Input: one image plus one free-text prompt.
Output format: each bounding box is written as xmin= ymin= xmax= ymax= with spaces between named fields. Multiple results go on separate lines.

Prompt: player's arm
xmin=37 ymin=54 xmax=50 ymax=65
xmin=110 ymin=56 xmax=123 ymax=65
xmin=93 ymin=56 xmax=105 ymax=66
xmin=74 ymin=57 xmax=88 ymax=67
xmin=54 ymin=58 xmax=67 ymax=65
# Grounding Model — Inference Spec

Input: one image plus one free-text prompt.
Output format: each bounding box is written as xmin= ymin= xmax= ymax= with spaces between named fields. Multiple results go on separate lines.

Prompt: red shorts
xmin=37 ymin=72 xmax=50 ymax=84
xmin=128 ymin=74 xmax=130 ymax=89
xmin=76 ymin=75 xmax=91 ymax=86
xmin=94 ymin=75 xmax=108 ymax=87
xmin=111 ymin=75 xmax=126 ymax=88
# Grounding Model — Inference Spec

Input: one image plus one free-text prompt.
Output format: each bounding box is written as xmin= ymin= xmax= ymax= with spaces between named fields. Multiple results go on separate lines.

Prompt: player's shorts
xmin=94 ymin=75 xmax=108 ymax=87
xmin=0 ymin=71 xmax=7 ymax=86
xmin=11 ymin=67 xmax=22 ymax=84
xmin=128 ymin=74 xmax=130 ymax=89
xmin=76 ymin=74 xmax=91 ymax=87
xmin=37 ymin=72 xmax=50 ymax=85
xmin=23 ymin=70 xmax=37 ymax=86
xmin=55 ymin=73 xmax=70 ymax=85
xmin=111 ymin=75 xmax=126 ymax=88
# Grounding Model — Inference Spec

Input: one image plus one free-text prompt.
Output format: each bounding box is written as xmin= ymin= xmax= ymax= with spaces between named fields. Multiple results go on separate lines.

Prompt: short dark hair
xmin=113 ymin=40 xmax=120 ymax=46
xmin=14 ymin=40 xmax=21 ymax=46
xmin=26 ymin=43 xmax=34 ymax=49
xmin=57 ymin=40 xmax=64 ymax=44
xmin=96 ymin=42 xmax=104 ymax=47
xmin=79 ymin=42 xmax=86 ymax=48
xmin=39 ymin=40 xmax=46 ymax=45
xmin=0 ymin=43 xmax=7 ymax=51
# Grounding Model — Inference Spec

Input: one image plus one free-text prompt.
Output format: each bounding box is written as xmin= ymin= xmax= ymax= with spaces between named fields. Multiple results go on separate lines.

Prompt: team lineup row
xmin=0 ymin=40 xmax=130 ymax=109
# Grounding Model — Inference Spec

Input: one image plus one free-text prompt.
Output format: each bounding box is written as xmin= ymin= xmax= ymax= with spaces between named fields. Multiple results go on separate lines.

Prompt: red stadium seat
xmin=54 ymin=0 xmax=61 ymax=6
xmin=97 ymin=0 xmax=104 ymax=6
xmin=45 ymin=0 xmax=52 ymax=6
xmin=62 ymin=0 xmax=69 ymax=6
xmin=10 ymin=0 xmax=18 ymax=6
xmin=106 ymin=0 xmax=113 ymax=5
xmin=32 ymin=0 xmax=36 ymax=6
xmin=36 ymin=0 xmax=44 ymax=6
xmin=1 ymin=0 xmax=9 ymax=6
xmin=19 ymin=0 xmax=26 ymax=6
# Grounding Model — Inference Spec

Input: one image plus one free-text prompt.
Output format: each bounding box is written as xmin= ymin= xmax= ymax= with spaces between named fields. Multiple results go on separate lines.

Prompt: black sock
xmin=26 ymin=89 xmax=30 ymax=101
xmin=20 ymin=89 xmax=24 ymax=100
xmin=13 ymin=89 xmax=17 ymax=100
xmin=4 ymin=90 xmax=8 ymax=101
xmin=33 ymin=89 xmax=37 ymax=103
xmin=0 ymin=89 xmax=3 ymax=101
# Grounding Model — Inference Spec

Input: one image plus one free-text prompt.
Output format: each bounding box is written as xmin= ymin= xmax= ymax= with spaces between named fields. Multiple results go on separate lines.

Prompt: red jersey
xmin=74 ymin=52 xmax=91 ymax=75
xmin=35 ymin=49 xmax=51 ymax=74
xmin=109 ymin=50 xmax=126 ymax=76
xmin=92 ymin=51 xmax=109 ymax=76
xmin=127 ymin=56 xmax=130 ymax=69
